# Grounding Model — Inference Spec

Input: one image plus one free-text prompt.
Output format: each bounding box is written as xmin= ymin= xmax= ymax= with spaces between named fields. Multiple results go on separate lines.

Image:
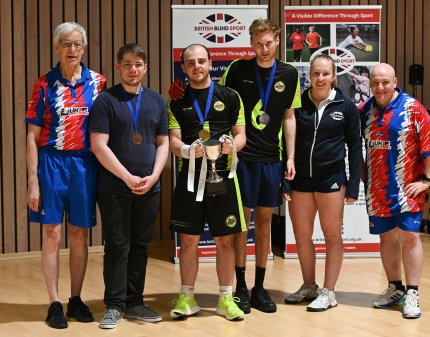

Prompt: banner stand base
xmin=170 ymin=253 xmax=274 ymax=264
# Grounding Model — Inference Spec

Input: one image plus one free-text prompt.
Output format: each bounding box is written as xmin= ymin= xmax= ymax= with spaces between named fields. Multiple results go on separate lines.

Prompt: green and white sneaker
xmin=170 ymin=292 xmax=200 ymax=319
xmin=216 ymin=294 xmax=244 ymax=321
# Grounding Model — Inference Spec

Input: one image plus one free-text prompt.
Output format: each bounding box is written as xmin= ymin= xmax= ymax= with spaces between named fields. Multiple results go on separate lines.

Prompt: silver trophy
xmin=203 ymin=139 xmax=223 ymax=183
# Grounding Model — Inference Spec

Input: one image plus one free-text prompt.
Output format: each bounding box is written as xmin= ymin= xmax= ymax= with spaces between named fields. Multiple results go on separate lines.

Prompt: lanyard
xmin=120 ymin=85 xmax=143 ymax=131
xmin=189 ymin=81 xmax=215 ymax=126
xmin=254 ymin=59 xmax=277 ymax=111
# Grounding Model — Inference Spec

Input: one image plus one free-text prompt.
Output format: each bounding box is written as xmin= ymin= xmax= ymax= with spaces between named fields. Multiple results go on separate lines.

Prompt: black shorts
xmin=170 ymin=170 xmax=246 ymax=237
xmin=291 ymin=171 xmax=347 ymax=193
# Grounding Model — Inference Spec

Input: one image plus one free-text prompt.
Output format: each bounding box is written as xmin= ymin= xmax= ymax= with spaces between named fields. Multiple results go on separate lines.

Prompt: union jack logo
xmin=314 ymin=47 xmax=356 ymax=75
xmin=197 ymin=13 xmax=243 ymax=43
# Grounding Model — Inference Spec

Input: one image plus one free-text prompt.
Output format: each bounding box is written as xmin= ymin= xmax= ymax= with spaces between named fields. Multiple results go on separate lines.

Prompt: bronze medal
xmin=198 ymin=129 xmax=210 ymax=140
xmin=259 ymin=112 xmax=271 ymax=124
xmin=131 ymin=132 xmax=143 ymax=145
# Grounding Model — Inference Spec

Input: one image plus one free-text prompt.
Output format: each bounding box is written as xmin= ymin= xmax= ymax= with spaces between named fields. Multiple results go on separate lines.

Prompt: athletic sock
xmin=406 ymin=285 xmax=418 ymax=292
xmin=235 ymin=266 xmax=247 ymax=289
xmin=254 ymin=266 xmax=266 ymax=290
xmin=389 ymin=280 xmax=405 ymax=292
xmin=181 ymin=285 xmax=195 ymax=297
xmin=219 ymin=285 xmax=233 ymax=298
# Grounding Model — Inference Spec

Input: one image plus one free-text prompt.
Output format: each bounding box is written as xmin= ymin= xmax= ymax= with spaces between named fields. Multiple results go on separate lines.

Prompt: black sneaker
xmin=250 ymin=287 xmax=277 ymax=313
xmin=46 ymin=301 xmax=68 ymax=329
xmin=234 ymin=287 xmax=251 ymax=314
xmin=124 ymin=304 xmax=162 ymax=322
xmin=66 ymin=296 xmax=94 ymax=322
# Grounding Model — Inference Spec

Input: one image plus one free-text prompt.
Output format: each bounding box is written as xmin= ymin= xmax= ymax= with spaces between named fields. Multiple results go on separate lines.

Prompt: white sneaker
xmin=307 ymin=288 xmax=337 ymax=312
xmin=373 ymin=284 xmax=404 ymax=308
xmin=402 ymin=289 xmax=421 ymax=319
xmin=285 ymin=283 xmax=319 ymax=304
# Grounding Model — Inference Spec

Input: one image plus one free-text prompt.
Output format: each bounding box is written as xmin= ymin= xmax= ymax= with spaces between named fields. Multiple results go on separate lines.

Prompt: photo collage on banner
xmin=283 ymin=6 xmax=382 ymax=258
xmin=170 ymin=5 xmax=268 ymax=262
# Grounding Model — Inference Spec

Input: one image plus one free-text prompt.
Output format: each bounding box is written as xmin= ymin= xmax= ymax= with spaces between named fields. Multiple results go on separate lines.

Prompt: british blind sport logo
xmin=195 ymin=13 xmax=246 ymax=43
xmin=314 ymin=47 xmax=356 ymax=75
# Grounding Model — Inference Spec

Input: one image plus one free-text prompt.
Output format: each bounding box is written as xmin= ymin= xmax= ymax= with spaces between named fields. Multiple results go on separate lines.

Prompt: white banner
xmin=172 ymin=5 xmax=267 ymax=82
xmin=283 ymin=5 xmax=382 ymax=258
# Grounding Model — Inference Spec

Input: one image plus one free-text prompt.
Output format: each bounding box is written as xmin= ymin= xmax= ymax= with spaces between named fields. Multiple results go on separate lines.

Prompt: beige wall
xmin=0 ymin=0 xmax=428 ymax=253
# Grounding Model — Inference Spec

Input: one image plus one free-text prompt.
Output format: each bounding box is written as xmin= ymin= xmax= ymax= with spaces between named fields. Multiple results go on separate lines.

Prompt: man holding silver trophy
xmin=168 ymin=44 xmax=247 ymax=321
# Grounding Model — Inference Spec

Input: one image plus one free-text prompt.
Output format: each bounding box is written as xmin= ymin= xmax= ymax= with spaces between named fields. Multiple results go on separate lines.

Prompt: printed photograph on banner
xmin=336 ymin=24 xmax=380 ymax=62
xmin=285 ymin=24 xmax=330 ymax=62
xmin=296 ymin=66 xmax=311 ymax=93
xmin=337 ymin=66 xmax=373 ymax=104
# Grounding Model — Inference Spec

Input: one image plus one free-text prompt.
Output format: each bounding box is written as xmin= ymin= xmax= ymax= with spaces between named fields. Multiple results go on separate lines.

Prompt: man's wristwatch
xmin=421 ymin=174 xmax=430 ymax=183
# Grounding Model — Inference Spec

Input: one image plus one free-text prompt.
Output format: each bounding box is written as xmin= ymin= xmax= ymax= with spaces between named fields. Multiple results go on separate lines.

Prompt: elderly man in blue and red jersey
xmin=25 ymin=22 xmax=106 ymax=329
xmin=359 ymin=63 xmax=430 ymax=319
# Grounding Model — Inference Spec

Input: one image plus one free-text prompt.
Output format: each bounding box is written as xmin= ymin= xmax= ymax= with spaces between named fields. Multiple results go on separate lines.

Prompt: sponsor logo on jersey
xmin=274 ymin=81 xmax=285 ymax=92
xmin=314 ymin=47 xmax=356 ymax=75
xmin=369 ymin=139 xmax=391 ymax=149
xmin=195 ymin=13 xmax=246 ymax=44
xmin=330 ymin=111 xmax=344 ymax=120
xmin=225 ymin=215 xmax=237 ymax=228
xmin=58 ymin=107 xmax=89 ymax=116
xmin=213 ymin=100 xmax=225 ymax=111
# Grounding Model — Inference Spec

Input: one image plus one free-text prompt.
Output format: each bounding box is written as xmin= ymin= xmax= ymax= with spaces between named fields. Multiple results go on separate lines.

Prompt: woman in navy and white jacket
xmin=284 ymin=54 xmax=362 ymax=312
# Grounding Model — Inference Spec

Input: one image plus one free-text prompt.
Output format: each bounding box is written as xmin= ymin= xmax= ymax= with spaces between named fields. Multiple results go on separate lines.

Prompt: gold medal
xmin=131 ymin=132 xmax=143 ymax=145
xmin=198 ymin=129 xmax=210 ymax=140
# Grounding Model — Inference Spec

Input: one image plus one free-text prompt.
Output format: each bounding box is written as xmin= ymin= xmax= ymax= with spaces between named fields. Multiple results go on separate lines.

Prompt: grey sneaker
xmin=373 ymin=284 xmax=404 ymax=308
xmin=285 ymin=283 xmax=319 ymax=304
xmin=99 ymin=308 xmax=123 ymax=329
xmin=307 ymin=288 xmax=337 ymax=312
xmin=124 ymin=304 xmax=162 ymax=322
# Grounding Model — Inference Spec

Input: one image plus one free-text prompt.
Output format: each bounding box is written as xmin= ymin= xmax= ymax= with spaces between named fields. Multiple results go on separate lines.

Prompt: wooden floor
xmin=0 ymin=236 xmax=429 ymax=337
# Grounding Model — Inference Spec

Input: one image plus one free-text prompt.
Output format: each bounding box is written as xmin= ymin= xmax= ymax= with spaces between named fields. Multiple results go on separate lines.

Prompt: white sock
xmin=181 ymin=285 xmax=195 ymax=297
xmin=219 ymin=285 xmax=233 ymax=298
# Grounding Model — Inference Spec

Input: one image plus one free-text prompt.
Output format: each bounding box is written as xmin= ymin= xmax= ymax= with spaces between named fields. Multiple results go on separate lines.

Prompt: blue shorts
xmin=237 ymin=160 xmax=283 ymax=208
xmin=30 ymin=147 xmax=97 ymax=228
xmin=369 ymin=212 xmax=423 ymax=234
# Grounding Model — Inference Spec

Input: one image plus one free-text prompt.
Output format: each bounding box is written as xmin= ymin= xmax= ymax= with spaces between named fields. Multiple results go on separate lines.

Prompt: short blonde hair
xmin=249 ymin=19 xmax=281 ymax=40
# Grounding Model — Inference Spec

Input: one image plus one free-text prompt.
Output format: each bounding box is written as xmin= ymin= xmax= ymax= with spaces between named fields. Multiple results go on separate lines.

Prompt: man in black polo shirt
xmin=89 ymin=43 xmax=169 ymax=329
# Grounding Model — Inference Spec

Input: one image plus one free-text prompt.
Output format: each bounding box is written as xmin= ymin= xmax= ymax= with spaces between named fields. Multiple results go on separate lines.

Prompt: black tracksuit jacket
xmin=294 ymin=87 xmax=362 ymax=199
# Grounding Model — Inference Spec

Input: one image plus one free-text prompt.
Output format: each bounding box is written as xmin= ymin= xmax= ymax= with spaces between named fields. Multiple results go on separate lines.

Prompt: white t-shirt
xmin=338 ymin=35 xmax=364 ymax=50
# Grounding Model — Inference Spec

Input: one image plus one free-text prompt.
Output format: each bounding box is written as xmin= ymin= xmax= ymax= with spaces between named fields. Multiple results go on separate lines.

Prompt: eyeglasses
xmin=60 ymin=41 xmax=84 ymax=51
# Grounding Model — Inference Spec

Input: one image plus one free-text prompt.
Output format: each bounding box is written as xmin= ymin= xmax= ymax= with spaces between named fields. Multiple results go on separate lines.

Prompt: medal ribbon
xmin=219 ymin=135 xmax=237 ymax=179
xmin=187 ymin=139 xmax=207 ymax=202
xmin=120 ymin=85 xmax=142 ymax=133
xmin=189 ymin=81 xmax=214 ymax=128
xmin=254 ymin=59 xmax=277 ymax=111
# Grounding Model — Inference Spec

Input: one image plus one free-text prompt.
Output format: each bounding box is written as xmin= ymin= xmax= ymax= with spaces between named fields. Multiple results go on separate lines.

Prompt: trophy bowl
xmin=203 ymin=139 xmax=223 ymax=183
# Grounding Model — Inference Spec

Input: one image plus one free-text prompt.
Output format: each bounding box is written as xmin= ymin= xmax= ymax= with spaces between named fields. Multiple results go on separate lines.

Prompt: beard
xmin=122 ymin=76 xmax=142 ymax=87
